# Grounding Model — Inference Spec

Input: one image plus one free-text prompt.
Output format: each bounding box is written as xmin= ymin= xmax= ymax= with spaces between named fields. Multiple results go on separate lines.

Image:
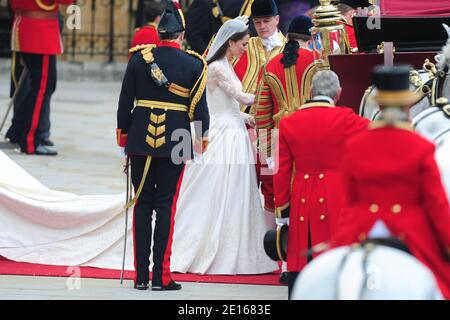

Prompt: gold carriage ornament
xmin=311 ymin=0 xmax=349 ymax=63
xmin=301 ymin=0 xmax=351 ymax=102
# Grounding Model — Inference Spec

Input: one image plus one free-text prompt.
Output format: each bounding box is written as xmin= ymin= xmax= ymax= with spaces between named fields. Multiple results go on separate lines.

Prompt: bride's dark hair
xmin=206 ymin=30 xmax=249 ymax=65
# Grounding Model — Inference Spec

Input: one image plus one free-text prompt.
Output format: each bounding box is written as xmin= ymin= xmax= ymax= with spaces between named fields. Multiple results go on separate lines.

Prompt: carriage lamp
xmin=300 ymin=0 xmax=350 ymax=102
xmin=310 ymin=0 xmax=349 ymax=65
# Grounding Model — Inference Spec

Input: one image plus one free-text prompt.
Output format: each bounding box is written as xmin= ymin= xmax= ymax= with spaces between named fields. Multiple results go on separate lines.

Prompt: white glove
xmin=118 ymin=147 xmax=126 ymax=157
xmin=264 ymin=209 xmax=276 ymax=230
xmin=276 ymin=217 xmax=289 ymax=226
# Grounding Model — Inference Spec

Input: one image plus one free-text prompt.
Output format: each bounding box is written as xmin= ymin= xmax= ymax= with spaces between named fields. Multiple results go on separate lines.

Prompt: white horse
xmin=291 ymin=243 xmax=443 ymax=300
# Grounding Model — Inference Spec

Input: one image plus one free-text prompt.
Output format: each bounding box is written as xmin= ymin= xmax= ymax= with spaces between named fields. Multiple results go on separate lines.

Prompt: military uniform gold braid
xmin=129 ymin=44 xmax=156 ymax=55
xmin=238 ymin=36 xmax=286 ymax=114
xmin=36 ymin=0 xmax=56 ymax=11
xmin=123 ymin=44 xmax=158 ymax=210
xmin=264 ymin=72 xmax=288 ymax=123
xmin=125 ymin=156 xmax=152 ymax=210
xmin=285 ymin=65 xmax=302 ymax=110
xmin=123 ymin=49 xmax=207 ymax=209
xmin=203 ymin=35 xmax=216 ymax=58
xmin=186 ymin=50 xmax=208 ymax=121
xmin=239 ymin=0 xmax=254 ymax=16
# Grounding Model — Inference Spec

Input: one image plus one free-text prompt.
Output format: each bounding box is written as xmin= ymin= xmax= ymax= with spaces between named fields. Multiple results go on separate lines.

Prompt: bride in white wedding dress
xmin=170 ymin=17 xmax=278 ymax=275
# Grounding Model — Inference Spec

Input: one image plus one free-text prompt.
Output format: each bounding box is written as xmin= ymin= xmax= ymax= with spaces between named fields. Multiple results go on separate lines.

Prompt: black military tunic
xmin=185 ymin=0 xmax=250 ymax=54
xmin=116 ymin=40 xmax=209 ymax=289
xmin=117 ymin=42 xmax=209 ymax=159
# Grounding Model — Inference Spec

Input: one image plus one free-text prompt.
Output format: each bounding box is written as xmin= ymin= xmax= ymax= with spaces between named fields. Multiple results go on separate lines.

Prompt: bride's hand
xmin=201 ymin=137 xmax=209 ymax=153
xmin=246 ymin=115 xmax=256 ymax=128
xmin=194 ymin=137 xmax=209 ymax=154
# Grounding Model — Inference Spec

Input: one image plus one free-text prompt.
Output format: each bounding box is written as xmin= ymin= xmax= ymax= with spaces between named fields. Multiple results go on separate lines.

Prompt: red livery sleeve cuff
xmin=116 ymin=129 xmax=128 ymax=147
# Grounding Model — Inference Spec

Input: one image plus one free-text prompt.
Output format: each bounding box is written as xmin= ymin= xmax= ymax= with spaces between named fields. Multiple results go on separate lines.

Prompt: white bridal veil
xmin=206 ymin=16 xmax=249 ymax=61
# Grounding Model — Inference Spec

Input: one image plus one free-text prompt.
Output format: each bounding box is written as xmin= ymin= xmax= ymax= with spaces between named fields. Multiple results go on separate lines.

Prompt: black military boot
xmin=134 ymin=282 xmax=149 ymax=291
xmin=152 ymin=280 xmax=182 ymax=291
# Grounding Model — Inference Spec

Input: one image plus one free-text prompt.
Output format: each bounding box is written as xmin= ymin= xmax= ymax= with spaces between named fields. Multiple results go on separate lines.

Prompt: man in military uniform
xmin=255 ymin=15 xmax=315 ymax=284
xmin=6 ymin=0 xmax=72 ymax=155
xmin=185 ymin=0 xmax=250 ymax=55
xmin=117 ymin=0 xmax=209 ymax=291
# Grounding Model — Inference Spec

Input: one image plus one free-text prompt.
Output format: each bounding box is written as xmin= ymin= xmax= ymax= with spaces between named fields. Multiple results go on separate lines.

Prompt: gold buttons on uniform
xmin=369 ymin=204 xmax=379 ymax=213
xmin=300 ymin=216 xmax=305 ymax=222
xmin=392 ymin=204 xmax=402 ymax=214
xmin=301 ymin=198 xmax=306 ymax=203
xmin=304 ymin=174 xmax=310 ymax=180
xmin=320 ymin=214 xmax=326 ymax=221
xmin=319 ymin=173 xmax=324 ymax=179
xmin=319 ymin=198 xmax=324 ymax=203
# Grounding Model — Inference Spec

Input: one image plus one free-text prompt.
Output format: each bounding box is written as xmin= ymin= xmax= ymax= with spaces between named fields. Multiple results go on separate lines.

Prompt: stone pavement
xmin=0 ymin=77 xmax=287 ymax=300
xmin=0 ymin=276 xmax=286 ymax=300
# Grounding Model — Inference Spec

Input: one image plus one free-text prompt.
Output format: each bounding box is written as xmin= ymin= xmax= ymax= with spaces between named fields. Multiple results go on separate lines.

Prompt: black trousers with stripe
xmin=130 ymin=155 xmax=184 ymax=286
xmin=6 ymin=53 xmax=55 ymax=153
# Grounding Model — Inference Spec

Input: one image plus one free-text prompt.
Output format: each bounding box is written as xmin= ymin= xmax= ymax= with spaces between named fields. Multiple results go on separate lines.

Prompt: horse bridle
xmin=412 ymin=60 xmax=450 ymax=107
xmin=362 ymin=61 xmax=450 ymax=122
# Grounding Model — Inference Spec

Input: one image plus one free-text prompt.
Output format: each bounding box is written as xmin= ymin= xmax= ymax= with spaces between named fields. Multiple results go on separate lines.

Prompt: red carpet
xmin=0 ymin=257 xmax=281 ymax=286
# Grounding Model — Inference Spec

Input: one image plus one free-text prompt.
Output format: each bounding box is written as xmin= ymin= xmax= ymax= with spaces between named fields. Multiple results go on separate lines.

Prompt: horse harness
xmin=333 ymin=238 xmax=411 ymax=300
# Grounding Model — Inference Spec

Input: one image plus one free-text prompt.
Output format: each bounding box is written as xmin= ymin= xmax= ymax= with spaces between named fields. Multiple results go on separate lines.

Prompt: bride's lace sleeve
xmin=209 ymin=62 xmax=255 ymax=105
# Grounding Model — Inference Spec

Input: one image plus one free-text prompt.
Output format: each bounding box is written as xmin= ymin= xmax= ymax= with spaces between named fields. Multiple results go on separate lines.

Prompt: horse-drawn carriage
xmin=329 ymin=15 xmax=450 ymax=194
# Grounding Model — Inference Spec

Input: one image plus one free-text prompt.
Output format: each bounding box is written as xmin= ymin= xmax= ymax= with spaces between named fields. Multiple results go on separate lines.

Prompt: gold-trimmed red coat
xmin=233 ymin=32 xmax=286 ymax=114
xmin=331 ymin=121 xmax=450 ymax=298
xmin=255 ymin=47 xmax=315 ymax=156
xmin=274 ymin=101 xmax=369 ymax=272
xmin=345 ymin=24 xmax=358 ymax=52
xmin=11 ymin=0 xmax=73 ymax=55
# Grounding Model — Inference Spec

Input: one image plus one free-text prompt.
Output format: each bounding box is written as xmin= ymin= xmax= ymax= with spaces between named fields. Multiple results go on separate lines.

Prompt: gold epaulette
xmin=35 ymin=0 xmax=56 ymax=11
xmin=141 ymin=45 xmax=157 ymax=64
xmin=186 ymin=50 xmax=208 ymax=121
xmin=129 ymin=44 xmax=155 ymax=54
